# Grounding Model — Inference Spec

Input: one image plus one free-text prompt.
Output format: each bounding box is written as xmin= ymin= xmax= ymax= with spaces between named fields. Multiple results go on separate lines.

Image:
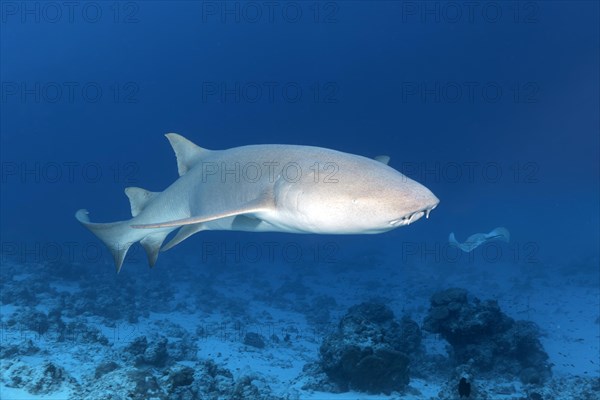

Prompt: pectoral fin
xmin=131 ymin=194 xmax=274 ymax=230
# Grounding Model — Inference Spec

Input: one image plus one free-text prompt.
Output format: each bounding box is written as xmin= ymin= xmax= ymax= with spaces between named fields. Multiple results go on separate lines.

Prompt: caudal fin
xmin=75 ymin=209 xmax=169 ymax=272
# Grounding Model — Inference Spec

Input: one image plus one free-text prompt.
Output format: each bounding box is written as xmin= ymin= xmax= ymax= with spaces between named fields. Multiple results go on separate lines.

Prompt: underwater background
xmin=1 ymin=1 xmax=598 ymax=399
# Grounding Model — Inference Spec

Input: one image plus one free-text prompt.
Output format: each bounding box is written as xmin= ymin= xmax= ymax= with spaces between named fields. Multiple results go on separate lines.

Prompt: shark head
xmin=271 ymin=154 xmax=439 ymax=234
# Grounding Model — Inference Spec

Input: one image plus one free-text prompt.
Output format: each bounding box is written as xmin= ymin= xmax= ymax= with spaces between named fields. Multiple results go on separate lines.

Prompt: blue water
xmin=1 ymin=2 xmax=598 ymax=399
xmin=2 ymin=2 xmax=598 ymax=261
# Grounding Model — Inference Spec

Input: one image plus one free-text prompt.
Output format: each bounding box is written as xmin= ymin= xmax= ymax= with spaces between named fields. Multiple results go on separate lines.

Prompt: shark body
xmin=76 ymin=134 xmax=439 ymax=271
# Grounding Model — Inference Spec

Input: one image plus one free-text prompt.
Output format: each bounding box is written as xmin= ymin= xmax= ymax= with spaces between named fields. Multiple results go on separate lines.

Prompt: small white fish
xmin=76 ymin=134 xmax=439 ymax=271
xmin=448 ymin=227 xmax=510 ymax=252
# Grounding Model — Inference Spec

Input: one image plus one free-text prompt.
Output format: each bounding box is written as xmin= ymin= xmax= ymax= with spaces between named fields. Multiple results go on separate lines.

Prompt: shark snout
xmin=390 ymin=191 xmax=439 ymax=227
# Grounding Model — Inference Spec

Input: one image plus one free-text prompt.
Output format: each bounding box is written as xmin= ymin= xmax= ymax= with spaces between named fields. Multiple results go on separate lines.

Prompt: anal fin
xmin=140 ymin=232 xmax=170 ymax=267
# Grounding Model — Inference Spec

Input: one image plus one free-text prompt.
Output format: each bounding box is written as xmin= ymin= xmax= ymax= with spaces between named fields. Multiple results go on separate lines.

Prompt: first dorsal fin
xmin=124 ymin=187 xmax=158 ymax=217
xmin=165 ymin=133 xmax=211 ymax=176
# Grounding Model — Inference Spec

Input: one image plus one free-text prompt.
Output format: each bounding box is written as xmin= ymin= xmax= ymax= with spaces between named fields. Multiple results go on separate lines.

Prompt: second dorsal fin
xmin=124 ymin=187 xmax=158 ymax=217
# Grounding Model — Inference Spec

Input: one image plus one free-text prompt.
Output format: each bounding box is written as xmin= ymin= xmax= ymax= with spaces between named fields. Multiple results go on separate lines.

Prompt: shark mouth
xmin=390 ymin=204 xmax=438 ymax=227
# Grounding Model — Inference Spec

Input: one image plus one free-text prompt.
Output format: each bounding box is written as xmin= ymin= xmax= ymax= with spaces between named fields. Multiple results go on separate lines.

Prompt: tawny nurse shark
xmin=76 ymin=134 xmax=439 ymax=272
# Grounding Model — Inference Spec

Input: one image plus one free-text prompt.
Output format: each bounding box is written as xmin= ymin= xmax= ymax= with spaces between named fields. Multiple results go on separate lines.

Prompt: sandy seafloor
xmin=0 ymin=239 xmax=598 ymax=400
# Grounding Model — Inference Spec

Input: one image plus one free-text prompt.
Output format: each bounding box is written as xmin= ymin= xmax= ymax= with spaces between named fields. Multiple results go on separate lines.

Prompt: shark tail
xmin=75 ymin=209 xmax=170 ymax=272
xmin=75 ymin=187 xmax=171 ymax=272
